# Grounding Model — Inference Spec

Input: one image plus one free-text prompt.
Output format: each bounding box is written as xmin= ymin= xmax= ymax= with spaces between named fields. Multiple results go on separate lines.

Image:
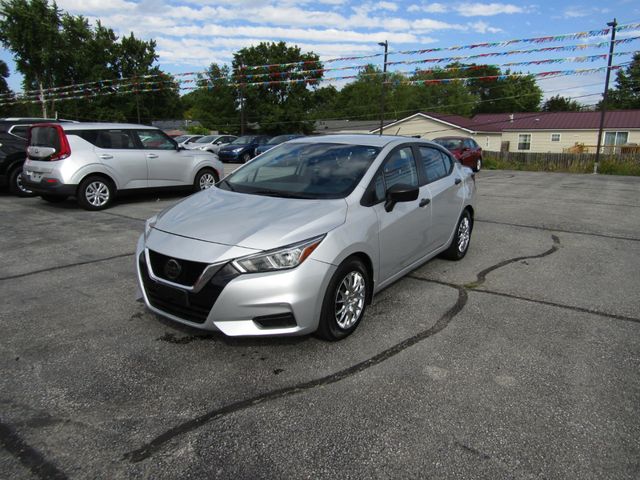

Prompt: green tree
xmin=605 ymin=52 xmax=640 ymax=110
xmin=542 ymin=95 xmax=582 ymax=112
xmin=233 ymin=42 xmax=322 ymax=134
xmin=182 ymin=64 xmax=239 ymax=133
xmin=0 ymin=0 xmax=64 ymax=117
xmin=405 ymin=65 xmax=479 ymax=116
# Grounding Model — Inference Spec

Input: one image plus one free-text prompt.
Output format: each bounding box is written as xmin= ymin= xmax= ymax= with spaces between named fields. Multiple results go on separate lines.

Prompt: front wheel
xmin=441 ymin=210 xmax=473 ymax=261
xmin=194 ymin=168 xmax=219 ymax=192
xmin=9 ymin=166 xmax=34 ymax=197
xmin=77 ymin=176 xmax=115 ymax=210
xmin=317 ymin=258 xmax=369 ymax=341
xmin=241 ymin=152 xmax=251 ymax=164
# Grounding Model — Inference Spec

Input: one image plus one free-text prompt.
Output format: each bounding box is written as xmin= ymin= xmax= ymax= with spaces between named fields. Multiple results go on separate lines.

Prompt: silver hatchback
xmin=136 ymin=135 xmax=476 ymax=340
xmin=22 ymin=123 xmax=224 ymax=210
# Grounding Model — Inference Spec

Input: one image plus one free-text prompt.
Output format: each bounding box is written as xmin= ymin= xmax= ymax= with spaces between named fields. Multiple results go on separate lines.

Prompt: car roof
xmin=288 ymin=134 xmax=433 ymax=148
xmin=55 ymin=122 xmax=157 ymax=131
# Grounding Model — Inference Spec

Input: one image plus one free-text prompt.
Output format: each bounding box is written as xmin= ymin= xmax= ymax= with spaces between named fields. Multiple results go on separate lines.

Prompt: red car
xmin=432 ymin=137 xmax=483 ymax=172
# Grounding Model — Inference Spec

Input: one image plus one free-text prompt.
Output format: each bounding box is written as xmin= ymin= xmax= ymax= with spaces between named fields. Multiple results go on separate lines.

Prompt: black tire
xmin=317 ymin=257 xmax=370 ymax=341
xmin=241 ymin=152 xmax=251 ymax=163
xmin=8 ymin=166 xmax=35 ymax=197
xmin=441 ymin=210 xmax=473 ymax=261
xmin=41 ymin=195 xmax=68 ymax=203
xmin=474 ymin=158 xmax=482 ymax=172
xmin=194 ymin=168 xmax=219 ymax=192
xmin=77 ymin=175 xmax=115 ymax=211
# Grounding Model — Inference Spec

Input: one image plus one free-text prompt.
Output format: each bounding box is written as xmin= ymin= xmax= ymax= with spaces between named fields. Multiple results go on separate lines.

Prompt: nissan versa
xmin=136 ymin=135 xmax=476 ymax=340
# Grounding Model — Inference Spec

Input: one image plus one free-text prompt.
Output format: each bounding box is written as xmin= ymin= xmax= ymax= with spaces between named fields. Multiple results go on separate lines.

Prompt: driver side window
xmin=366 ymin=146 xmax=418 ymax=204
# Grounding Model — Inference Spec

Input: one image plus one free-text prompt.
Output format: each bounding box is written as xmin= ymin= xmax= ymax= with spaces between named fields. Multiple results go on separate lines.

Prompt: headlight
xmin=232 ymin=235 xmax=325 ymax=273
xmin=232 ymin=147 xmax=243 ymax=153
xmin=144 ymin=215 xmax=158 ymax=240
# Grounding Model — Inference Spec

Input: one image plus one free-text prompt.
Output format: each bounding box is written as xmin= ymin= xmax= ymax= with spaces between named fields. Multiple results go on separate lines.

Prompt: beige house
xmin=372 ymin=111 xmax=640 ymax=154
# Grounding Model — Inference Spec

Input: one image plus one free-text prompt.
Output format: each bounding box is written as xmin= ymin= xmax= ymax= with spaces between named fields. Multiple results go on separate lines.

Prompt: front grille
xmin=139 ymin=254 xmax=238 ymax=324
xmin=148 ymin=249 xmax=207 ymax=286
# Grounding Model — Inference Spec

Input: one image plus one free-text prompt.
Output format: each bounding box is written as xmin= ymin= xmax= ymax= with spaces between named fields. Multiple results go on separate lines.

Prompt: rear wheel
xmin=241 ymin=152 xmax=251 ymax=163
xmin=77 ymin=175 xmax=115 ymax=210
xmin=41 ymin=195 xmax=67 ymax=203
xmin=317 ymin=257 xmax=369 ymax=341
xmin=441 ymin=210 xmax=473 ymax=260
xmin=8 ymin=166 xmax=34 ymax=197
xmin=474 ymin=158 xmax=482 ymax=172
xmin=194 ymin=168 xmax=218 ymax=192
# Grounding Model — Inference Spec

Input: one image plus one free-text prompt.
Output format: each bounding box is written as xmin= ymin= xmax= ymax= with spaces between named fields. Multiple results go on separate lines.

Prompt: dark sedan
xmin=432 ymin=137 xmax=483 ymax=172
xmin=218 ymin=135 xmax=271 ymax=163
xmin=255 ymin=134 xmax=305 ymax=156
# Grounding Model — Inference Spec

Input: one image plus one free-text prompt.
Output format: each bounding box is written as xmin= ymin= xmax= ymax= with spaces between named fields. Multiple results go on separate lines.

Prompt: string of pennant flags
xmin=1 ymin=52 xmax=633 ymax=105
xmin=1 ymin=37 xmax=637 ymax=102
xmin=0 ymin=64 xmax=627 ymax=107
xmin=1 ymin=21 xmax=638 ymax=106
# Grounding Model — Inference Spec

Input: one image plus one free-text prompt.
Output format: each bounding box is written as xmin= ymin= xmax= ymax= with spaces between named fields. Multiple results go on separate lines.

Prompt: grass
xmin=482 ymin=154 xmax=640 ymax=176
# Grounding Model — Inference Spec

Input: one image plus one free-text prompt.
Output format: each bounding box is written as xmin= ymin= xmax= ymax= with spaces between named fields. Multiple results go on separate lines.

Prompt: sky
xmin=2 ymin=0 xmax=640 ymax=107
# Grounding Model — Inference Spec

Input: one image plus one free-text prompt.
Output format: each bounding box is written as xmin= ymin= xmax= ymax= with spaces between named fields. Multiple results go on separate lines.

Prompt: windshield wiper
xmin=250 ymin=188 xmax=311 ymax=199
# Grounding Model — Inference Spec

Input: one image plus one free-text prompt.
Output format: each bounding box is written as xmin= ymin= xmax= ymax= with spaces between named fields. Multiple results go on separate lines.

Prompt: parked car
xmin=173 ymin=134 xmax=203 ymax=147
xmin=217 ymin=135 xmax=271 ymax=163
xmin=0 ymin=117 xmax=74 ymax=197
xmin=136 ymin=135 xmax=476 ymax=340
xmin=254 ymin=134 xmax=305 ymax=156
xmin=185 ymin=134 xmax=237 ymax=154
xmin=431 ymin=136 xmax=483 ymax=172
xmin=21 ymin=123 xmax=224 ymax=211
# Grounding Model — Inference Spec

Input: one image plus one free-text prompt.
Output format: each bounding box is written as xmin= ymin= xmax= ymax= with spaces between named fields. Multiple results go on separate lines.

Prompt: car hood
xmin=153 ymin=187 xmax=348 ymax=251
xmin=219 ymin=144 xmax=250 ymax=152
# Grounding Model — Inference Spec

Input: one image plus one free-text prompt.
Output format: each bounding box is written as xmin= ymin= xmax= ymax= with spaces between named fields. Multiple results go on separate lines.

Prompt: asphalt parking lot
xmin=1 ymin=168 xmax=639 ymax=479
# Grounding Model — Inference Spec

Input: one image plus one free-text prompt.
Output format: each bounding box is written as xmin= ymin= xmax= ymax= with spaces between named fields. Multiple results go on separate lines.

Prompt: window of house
xmin=518 ymin=134 xmax=531 ymax=151
xmin=551 ymin=133 xmax=561 ymax=142
xmin=603 ymin=131 xmax=629 ymax=146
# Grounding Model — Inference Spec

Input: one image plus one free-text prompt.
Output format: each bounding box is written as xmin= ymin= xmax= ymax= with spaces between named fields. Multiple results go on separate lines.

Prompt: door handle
xmin=99 ymin=154 xmax=113 ymax=160
xmin=454 ymin=178 xmax=462 ymax=185
xmin=146 ymin=153 xmax=158 ymax=159
xmin=419 ymin=198 xmax=431 ymax=207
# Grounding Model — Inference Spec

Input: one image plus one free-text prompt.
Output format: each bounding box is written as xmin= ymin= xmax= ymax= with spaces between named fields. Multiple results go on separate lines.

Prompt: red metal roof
xmin=422 ymin=110 xmax=640 ymax=132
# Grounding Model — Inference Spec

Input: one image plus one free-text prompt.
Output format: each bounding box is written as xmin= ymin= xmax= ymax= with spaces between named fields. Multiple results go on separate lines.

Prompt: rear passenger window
xmin=9 ymin=125 xmax=29 ymax=139
xmin=73 ymin=130 xmax=137 ymax=149
xmin=383 ymin=147 xmax=418 ymax=190
xmin=420 ymin=147 xmax=450 ymax=183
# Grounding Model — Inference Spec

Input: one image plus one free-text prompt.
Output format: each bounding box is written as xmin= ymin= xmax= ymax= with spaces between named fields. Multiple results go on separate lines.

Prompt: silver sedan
xmin=136 ymin=135 xmax=476 ymax=340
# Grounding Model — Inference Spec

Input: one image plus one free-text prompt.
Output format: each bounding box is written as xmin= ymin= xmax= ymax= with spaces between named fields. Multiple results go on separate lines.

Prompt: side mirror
xmin=384 ymin=184 xmax=418 ymax=212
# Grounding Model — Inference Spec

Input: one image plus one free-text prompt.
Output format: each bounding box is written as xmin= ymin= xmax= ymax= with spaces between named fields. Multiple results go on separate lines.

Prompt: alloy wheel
xmin=85 ymin=181 xmax=110 ymax=207
xmin=457 ymin=216 xmax=471 ymax=253
xmin=334 ymin=271 xmax=366 ymax=330
xmin=199 ymin=172 xmax=216 ymax=190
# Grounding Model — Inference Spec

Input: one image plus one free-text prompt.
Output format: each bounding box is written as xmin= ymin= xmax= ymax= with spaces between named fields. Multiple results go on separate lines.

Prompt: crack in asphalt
xmin=0 ymin=420 xmax=68 ymax=480
xmin=99 ymin=211 xmax=146 ymax=223
xmin=477 ymin=219 xmax=640 ymax=242
xmin=0 ymin=252 xmax=135 ymax=281
xmin=123 ymin=285 xmax=468 ymax=462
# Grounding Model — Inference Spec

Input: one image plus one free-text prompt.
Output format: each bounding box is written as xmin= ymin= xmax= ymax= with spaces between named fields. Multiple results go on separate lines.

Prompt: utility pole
xmin=238 ymin=62 xmax=246 ymax=135
xmin=378 ymin=40 xmax=388 ymax=136
xmin=594 ymin=18 xmax=617 ymax=174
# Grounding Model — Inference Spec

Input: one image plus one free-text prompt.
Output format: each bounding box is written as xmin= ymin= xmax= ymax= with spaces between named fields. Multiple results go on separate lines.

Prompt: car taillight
xmin=50 ymin=125 xmax=71 ymax=161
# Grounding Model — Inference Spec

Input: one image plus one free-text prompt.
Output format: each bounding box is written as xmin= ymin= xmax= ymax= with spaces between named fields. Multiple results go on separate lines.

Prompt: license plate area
xmin=26 ymin=171 xmax=43 ymax=182
xmin=150 ymin=282 xmax=189 ymax=307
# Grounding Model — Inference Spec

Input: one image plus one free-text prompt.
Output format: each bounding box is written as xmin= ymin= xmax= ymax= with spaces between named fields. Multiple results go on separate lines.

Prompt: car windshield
xmin=434 ymin=139 xmax=463 ymax=150
xmin=218 ymin=142 xmax=380 ymax=200
xmin=173 ymin=135 xmax=189 ymax=143
xmin=230 ymin=136 xmax=256 ymax=145
xmin=195 ymin=135 xmax=218 ymax=143
xmin=267 ymin=135 xmax=296 ymax=145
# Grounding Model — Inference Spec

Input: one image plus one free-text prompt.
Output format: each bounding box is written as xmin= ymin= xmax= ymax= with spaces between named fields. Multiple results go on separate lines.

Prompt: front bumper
xmin=21 ymin=174 xmax=77 ymax=196
xmin=218 ymin=150 xmax=242 ymax=162
xmin=135 ymin=234 xmax=336 ymax=336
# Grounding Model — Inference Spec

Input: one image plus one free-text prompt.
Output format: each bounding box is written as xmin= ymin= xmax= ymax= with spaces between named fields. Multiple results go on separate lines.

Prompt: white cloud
xmin=57 ymin=0 xmax=137 ymax=12
xmin=412 ymin=19 xmax=466 ymax=31
xmin=408 ymin=3 xmax=449 ymax=14
xmin=374 ymin=1 xmax=398 ymax=11
xmin=469 ymin=20 xmax=502 ymax=34
xmin=562 ymin=6 xmax=610 ymax=18
xmin=455 ymin=3 xmax=526 ymax=17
